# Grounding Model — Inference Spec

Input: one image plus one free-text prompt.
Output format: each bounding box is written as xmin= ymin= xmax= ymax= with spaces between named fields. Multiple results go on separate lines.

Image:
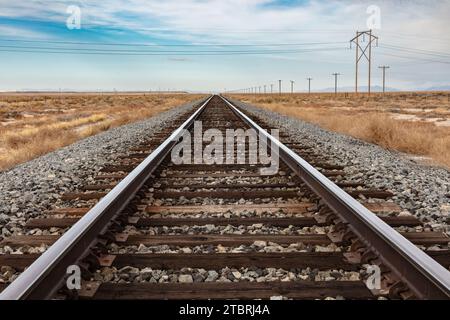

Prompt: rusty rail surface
xmin=221 ymin=95 xmax=450 ymax=299
xmin=0 ymin=96 xmax=213 ymax=300
xmin=1 ymin=94 xmax=449 ymax=300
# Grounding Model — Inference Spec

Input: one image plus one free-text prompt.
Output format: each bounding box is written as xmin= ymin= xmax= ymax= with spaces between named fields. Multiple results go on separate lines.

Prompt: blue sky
xmin=0 ymin=0 xmax=449 ymax=92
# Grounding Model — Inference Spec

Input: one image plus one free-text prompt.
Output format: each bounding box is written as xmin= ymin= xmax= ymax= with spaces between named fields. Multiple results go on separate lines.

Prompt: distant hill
xmin=4 ymin=89 xmax=190 ymax=94
xmin=423 ymin=85 xmax=450 ymax=91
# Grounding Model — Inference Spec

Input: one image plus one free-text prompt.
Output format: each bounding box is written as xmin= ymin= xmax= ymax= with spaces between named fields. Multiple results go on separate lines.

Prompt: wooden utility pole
xmin=379 ymin=65 xmax=390 ymax=93
xmin=350 ymin=30 xmax=378 ymax=95
xmin=290 ymin=80 xmax=295 ymax=94
xmin=332 ymin=73 xmax=341 ymax=95
xmin=278 ymin=80 xmax=282 ymax=95
xmin=307 ymin=78 xmax=313 ymax=94
xmin=355 ymin=32 xmax=358 ymax=94
xmin=369 ymin=29 xmax=372 ymax=95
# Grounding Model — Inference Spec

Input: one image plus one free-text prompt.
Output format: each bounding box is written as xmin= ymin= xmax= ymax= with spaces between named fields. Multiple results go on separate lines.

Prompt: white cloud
xmin=0 ymin=0 xmax=449 ymax=90
xmin=0 ymin=25 xmax=54 ymax=39
xmin=1 ymin=1 xmax=449 ymax=47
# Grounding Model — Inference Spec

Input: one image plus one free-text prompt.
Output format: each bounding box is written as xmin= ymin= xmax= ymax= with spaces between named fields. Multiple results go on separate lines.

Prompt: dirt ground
xmin=0 ymin=93 xmax=203 ymax=171
xmin=229 ymin=92 xmax=450 ymax=168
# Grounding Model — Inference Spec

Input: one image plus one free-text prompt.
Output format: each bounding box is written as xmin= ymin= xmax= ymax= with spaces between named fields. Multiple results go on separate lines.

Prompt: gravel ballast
xmin=1 ymin=95 xmax=448 ymax=239
xmin=0 ymin=97 xmax=206 ymax=240
xmin=228 ymin=98 xmax=450 ymax=235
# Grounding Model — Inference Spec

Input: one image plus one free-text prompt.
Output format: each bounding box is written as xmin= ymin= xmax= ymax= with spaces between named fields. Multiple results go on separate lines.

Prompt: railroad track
xmin=0 ymin=95 xmax=449 ymax=300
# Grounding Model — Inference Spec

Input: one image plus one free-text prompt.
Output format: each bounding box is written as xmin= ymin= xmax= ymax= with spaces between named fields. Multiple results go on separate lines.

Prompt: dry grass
xmin=0 ymin=93 xmax=203 ymax=171
xmin=229 ymin=92 xmax=450 ymax=168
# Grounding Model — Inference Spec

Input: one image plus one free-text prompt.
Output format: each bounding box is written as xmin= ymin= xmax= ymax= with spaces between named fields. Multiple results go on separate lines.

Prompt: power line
xmin=380 ymin=44 xmax=450 ymax=58
xmin=0 ymin=44 xmax=348 ymax=53
xmin=0 ymin=48 xmax=347 ymax=56
xmin=378 ymin=51 xmax=450 ymax=65
xmin=378 ymin=66 xmax=390 ymax=93
xmin=0 ymin=47 xmax=349 ymax=56
xmin=0 ymin=19 xmax=353 ymax=34
xmin=307 ymin=78 xmax=313 ymax=94
xmin=380 ymin=31 xmax=450 ymax=43
xmin=0 ymin=38 xmax=348 ymax=48
xmin=350 ymin=30 xmax=378 ymax=95
xmin=332 ymin=73 xmax=341 ymax=95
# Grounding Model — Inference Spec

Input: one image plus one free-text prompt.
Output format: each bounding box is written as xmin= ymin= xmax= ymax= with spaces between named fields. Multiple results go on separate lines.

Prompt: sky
xmin=0 ymin=0 xmax=449 ymax=92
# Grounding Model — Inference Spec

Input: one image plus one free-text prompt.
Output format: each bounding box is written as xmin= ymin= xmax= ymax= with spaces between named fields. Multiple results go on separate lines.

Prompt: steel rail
xmin=220 ymin=95 xmax=450 ymax=299
xmin=0 ymin=96 xmax=213 ymax=300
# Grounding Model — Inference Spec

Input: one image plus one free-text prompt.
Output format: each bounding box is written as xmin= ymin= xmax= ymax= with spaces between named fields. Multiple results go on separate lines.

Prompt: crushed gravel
xmin=93 ymin=266 xmax=360 ymax=284
xmin=107 ymin=242 xmax=342 ymax=254
xmin=228 ymin=97 xmax=450 ymax=234
xmin=0 ymin=98 xmax=206 ymax=241
xmin=147 ymin=197 xmax=306 ymax=206
xmin=124 ymin=225 xmax=330 ymax=236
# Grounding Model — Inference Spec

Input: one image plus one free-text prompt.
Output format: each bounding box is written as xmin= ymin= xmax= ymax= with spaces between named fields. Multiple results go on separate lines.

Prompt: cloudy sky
xmin=0 ymin=0 xmax=449 ymax=92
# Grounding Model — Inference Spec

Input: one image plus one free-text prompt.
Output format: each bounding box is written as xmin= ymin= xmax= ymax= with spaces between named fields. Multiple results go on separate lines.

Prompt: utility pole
xmin=259 ymin=86 xmax=261 ymax=94
xmin=350 ymin=30 xmax=378 ymax=95
xmin=264 ymin=85 xmax=267 ymax=94
xmin=378 ymin=65 xmax=390 ymax=93
xmin=270 ymin=84 xmax=273 ymax=94
xmin=278 ymin=80 xmax=282 ymax=95
xmin=307 ymin=78 xmax=313 ymax=94
xmin=290 ymin=80 xmax=295 ymax=94
xmin=332 ymin=73 xmax=341 ymax=95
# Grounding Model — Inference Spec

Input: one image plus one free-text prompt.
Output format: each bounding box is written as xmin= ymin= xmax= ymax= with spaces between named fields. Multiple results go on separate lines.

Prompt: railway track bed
xmin=0 ymin=95 xmax=449 ymax=300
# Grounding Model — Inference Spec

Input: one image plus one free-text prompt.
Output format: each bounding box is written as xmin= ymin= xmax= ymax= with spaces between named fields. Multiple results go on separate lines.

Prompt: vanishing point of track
xmin=0 ymin=95 xmax=449 ymax=300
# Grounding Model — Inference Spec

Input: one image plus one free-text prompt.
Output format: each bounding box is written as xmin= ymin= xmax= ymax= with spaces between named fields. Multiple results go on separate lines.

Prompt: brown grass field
xmin=0 ymin=93 xmax=203 ymax=171
xmin=1 ymin=91 xmax=449 ymax=172
xmin=229 ymin=92 xmax=450 ymax=168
